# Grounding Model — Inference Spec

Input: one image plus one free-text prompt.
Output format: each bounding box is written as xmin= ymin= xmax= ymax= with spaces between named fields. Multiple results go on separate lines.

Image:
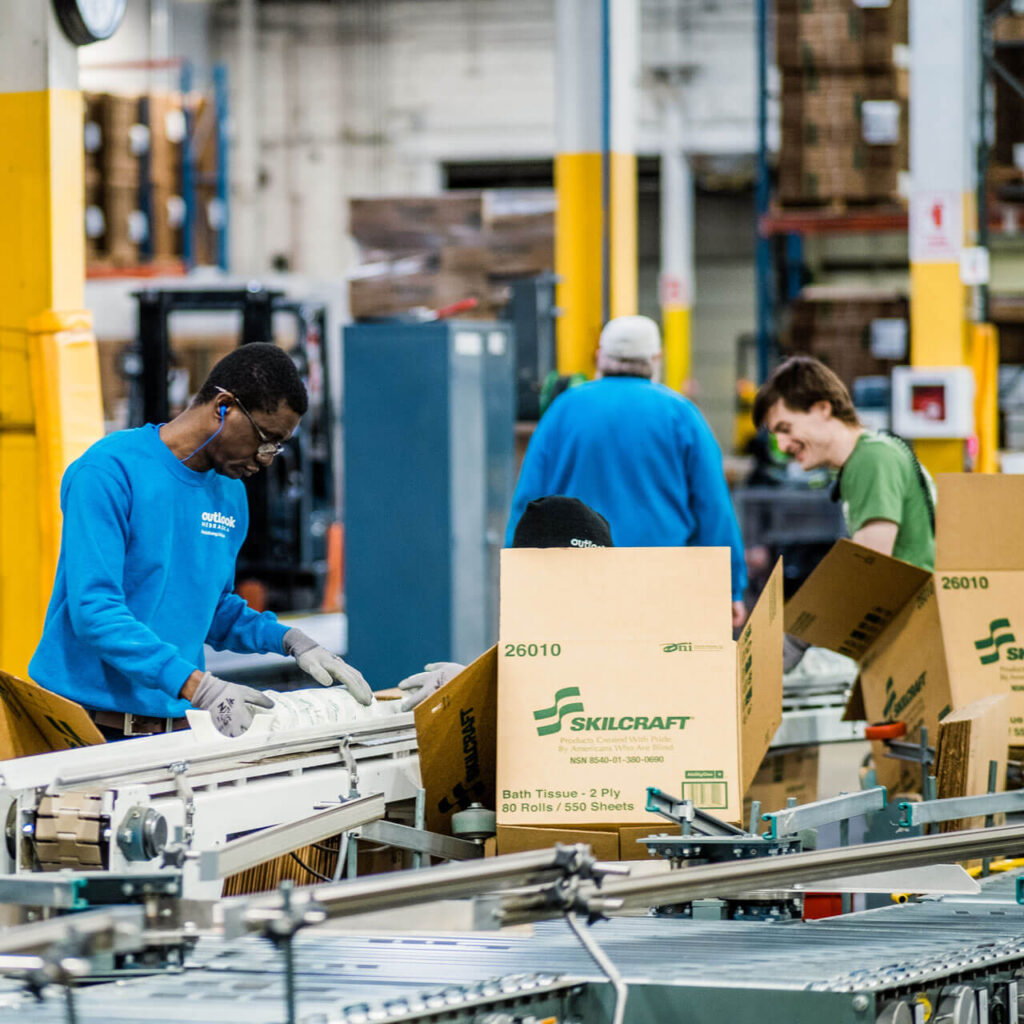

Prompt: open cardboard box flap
xmin=738 ymin=559 xmax=784 ymax=794
xmin=0 ymin=671 xmax=104 ymax=760
xmin=784 ymin=539 xmax=931 ymax=661
xmin=416 ymin=647 xmax=498 ymax=835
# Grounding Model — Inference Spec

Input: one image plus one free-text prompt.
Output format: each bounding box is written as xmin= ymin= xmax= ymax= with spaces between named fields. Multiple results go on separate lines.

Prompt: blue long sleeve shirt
xmin=505 ymin=377 xmax=748 ymax=600
xmin=29 ymin=424 xmax=289 ymax=717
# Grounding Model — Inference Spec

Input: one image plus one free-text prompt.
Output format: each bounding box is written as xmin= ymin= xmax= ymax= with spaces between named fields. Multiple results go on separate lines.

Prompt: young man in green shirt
xmin=753 ymin=356 xmax=936 ymax=571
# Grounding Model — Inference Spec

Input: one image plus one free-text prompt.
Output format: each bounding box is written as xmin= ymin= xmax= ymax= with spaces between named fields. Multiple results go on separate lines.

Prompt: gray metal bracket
xmin=199 ymin=792 xmax=384 ymax=881
xmin=762 ymin=787 xmax=887 ymax=840
xmin=645 ymin=787 xmax=746 ymax=837
xmin=899 ymin=790 xmax=1024 ymax=829
xmin=353 ymin=819 xmax=483 ymax=862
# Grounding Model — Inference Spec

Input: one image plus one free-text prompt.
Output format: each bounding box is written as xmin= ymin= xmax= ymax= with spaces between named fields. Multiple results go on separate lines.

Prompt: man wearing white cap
xmin=505 ymin=315 xmax=748 ymax=628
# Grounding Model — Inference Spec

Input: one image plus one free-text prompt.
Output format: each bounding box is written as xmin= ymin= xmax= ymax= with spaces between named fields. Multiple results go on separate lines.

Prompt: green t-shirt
xmin=839 ymin=431 xmax=936 ymax=571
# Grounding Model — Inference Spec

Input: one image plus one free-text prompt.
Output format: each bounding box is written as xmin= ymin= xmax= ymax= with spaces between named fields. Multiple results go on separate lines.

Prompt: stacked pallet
xmin=992 ymin=13 xmax=1024 ymax=196
xmin=347 ymin=191 xmax=555 ymax=320
xmin=83 ymin=91 xmax=188 ymax=268
xmin=777 ymin=0 xmax=909 ymax=206
xmin=781 ymin=286 xmax=909 ymax=388
xmin=146 ymin=92 xmax=186 ymax=260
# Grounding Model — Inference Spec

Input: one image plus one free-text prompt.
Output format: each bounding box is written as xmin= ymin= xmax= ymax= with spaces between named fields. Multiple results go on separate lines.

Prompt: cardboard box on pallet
xmin=102 ymin=183 xmax=146 ymax=266
xmin=96 ymin=93 xmax=143 ymax=188
xmin=146 ymin=92 xmax=184 ymax=190
xmin=781 ymin=287 xmax=909 ymax=387
xmin=150 ymin=185 xmax=184 ymax=259
xmin=776 ymin=0 xmax=908 ymax=72
xmin=785 ymin=475 xmax=1024 ymax=795
xmin=496 ymin=549 xmax=784 ymax=830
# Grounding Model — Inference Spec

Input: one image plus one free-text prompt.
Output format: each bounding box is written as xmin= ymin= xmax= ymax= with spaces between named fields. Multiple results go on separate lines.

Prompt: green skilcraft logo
xmin=532 ymin=687 xmax=693 ymax=738
xmin=882 ymin=671 xmax=927 ymax=719
xmin=975 ymin=617 xmax=1016 ymax=665
xmin=533 ymin=687 xmax=585 ymax=736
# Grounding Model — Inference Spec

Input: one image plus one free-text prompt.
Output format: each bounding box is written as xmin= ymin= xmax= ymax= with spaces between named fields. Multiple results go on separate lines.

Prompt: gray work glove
xmin=783 ymin=633 xmax=811 ymax=674
xmin=283 ymin=628 xmax=373 ymax=705
xmin=397 ymin=662 xmax=465 ymax=712
xmin=192 ymin=672 xmax=275 ymax=737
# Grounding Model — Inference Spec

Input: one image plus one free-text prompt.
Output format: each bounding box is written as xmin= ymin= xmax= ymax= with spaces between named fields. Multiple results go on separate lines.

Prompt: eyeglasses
xmin=215 ymin=387 xmax=285 ymax=459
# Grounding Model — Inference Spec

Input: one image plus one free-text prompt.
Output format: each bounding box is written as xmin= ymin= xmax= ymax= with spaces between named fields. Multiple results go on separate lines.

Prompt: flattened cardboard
xmin=935 ymin=694 xmax=1008 ymax=831
xmin=497 ymin=549 xmax=783 ymax=826
xmin=415 ymin=647 xmax=498 ymax=835
xmin=936 ymin=474 xmax=1024 ymax=571
xmin=0 ymin=672 xmax=104 ymax=759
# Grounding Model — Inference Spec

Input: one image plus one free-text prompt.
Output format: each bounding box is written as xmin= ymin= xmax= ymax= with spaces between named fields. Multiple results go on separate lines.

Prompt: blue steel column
xmin=755 ymin=0 xmax=774 ymax=383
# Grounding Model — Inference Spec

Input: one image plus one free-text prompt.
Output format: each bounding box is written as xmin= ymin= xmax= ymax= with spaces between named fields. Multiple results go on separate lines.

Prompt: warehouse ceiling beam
xmin=0 ymin=2 xmax=105 ymax=677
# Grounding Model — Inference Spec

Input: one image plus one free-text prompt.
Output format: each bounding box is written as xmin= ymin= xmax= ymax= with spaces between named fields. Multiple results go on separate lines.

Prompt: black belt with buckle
xmin=89 ymin=710 xmax=189 ymax=736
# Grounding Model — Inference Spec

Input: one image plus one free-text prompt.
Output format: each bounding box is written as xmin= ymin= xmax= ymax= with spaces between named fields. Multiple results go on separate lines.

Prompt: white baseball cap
xmin=598 ymin=315 xmax=661 ymax=360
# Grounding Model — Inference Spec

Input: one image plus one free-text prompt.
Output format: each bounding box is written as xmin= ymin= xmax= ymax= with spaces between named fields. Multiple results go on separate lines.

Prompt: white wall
xmin=79 ymin=0 xmax=212 ymax=94
xmin=211 ymin=0 xmax=759 ymax=277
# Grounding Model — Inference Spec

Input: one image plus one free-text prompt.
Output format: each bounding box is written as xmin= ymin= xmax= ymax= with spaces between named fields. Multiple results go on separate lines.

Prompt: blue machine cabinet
xmin=343 ymin=321 xmax=515 ymax=687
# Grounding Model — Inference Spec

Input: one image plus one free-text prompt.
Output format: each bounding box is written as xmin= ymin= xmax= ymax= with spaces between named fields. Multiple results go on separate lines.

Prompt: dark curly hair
xmin=195 ymin=343 xmax=308 ymax=416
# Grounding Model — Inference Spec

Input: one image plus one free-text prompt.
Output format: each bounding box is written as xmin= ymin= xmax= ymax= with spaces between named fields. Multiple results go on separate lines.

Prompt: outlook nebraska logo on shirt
xmin=200 ymin=510 xmax=236 ymax=539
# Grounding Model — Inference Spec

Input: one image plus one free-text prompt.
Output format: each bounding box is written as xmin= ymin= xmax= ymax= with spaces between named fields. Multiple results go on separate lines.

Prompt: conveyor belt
xmin=8 ymin=895 xmax=1024 ymax=1023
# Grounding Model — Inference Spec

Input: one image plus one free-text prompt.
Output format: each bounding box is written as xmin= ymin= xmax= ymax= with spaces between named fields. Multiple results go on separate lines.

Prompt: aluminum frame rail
xmin=199 ymin=793 xmax=385 ymax=881
xmin=580 ymin=822 xmax=1024 ymax=917
xmin=0 ymin=906 xmax=144 ymax=959
xmin=223 ymin=843 xmax=600 ymax=938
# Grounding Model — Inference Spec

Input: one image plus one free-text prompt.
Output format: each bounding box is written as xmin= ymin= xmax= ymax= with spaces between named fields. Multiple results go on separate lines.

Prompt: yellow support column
xmin=971 ymin=322 xmax=999 ymax=474
xmin=555 ymin=0 xmax=638 ymax=375
xmin=0 ymin=8 xmax=103 ymax=677
xmin=659 ymin=89 xmax=694 ymax=393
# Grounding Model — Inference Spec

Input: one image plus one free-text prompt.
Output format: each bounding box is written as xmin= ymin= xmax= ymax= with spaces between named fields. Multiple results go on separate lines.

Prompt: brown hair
xmin=752 ymin=355 xmax=860 ymax=428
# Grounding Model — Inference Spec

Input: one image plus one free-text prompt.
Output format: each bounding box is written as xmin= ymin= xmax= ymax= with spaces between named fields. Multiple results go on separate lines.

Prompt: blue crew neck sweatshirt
xmin=505 ymin=377 xmax=748 ymax=600
xmin=29 ymin=424 xmax=289 ymax=717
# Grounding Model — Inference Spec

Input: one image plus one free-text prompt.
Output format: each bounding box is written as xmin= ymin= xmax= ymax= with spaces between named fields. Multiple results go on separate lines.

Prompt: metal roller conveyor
xmin=9 ymin=891 xmax=1024 ymax=1023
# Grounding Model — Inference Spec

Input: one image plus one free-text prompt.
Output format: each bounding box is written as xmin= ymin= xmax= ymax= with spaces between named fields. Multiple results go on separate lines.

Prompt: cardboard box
xmin=743 ymin=746 xmax=820 ymax=823
xmin=496 ymin=823 xmax=681 ymax=860
xmin=786 ymin=474 xmax=1024 ymax=794
xmin=0 ymin=672 xmax=104 ymax=759
xmin=495 ymin=550 xmax=783 ymax=826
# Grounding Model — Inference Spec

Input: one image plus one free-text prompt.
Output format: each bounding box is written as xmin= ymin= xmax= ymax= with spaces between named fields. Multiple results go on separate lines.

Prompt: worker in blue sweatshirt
xmin=30 ymin=343 xmax=372 ymax=740
xmin=505 ymin=315 xmax=748 ymax=629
